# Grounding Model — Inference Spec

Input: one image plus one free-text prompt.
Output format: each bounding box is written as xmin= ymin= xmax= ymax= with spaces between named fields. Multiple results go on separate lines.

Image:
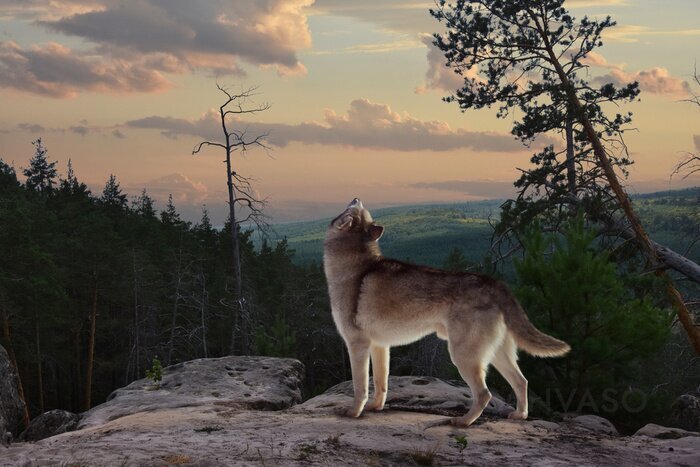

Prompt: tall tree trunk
xmin=83 ymin=274 xmax=98 ymax=411
xmin=73 ymin=328 xmax=82 ymax=412
xmin=1 ymin=305 xmax=30 ymax=428
xmin=224 ymin=140 xmax=244 ymax=355
xmin=201 ymin=273 xmax=208 ymax=358
xmin=34 ymin=308 xmax=44 ymax=414
xmin=167 ymin=235 xmax=183 ymax=366
xmin=541 ymin=34 xmax=700 ymax=354
xmin=565 ymin=113 xmax=576 ymax=195
xmin=132 ymin=248 xmax=140 ymax=378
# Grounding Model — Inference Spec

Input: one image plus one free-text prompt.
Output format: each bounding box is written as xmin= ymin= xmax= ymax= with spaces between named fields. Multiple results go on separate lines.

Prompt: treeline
xmin=0 ymin=140 xmax=341 ymax=417
xmin=1 ymin=140 xmax=696 ymax=431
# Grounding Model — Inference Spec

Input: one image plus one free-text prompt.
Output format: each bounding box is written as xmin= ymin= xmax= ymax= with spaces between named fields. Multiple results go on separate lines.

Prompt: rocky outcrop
xmin=79 ymin=355 xmax=304 ymax=430
xmin=570 ymin=414 xmax=620 ymax=436
xmin=19 ymin=410 xmax=80 ymax=442
xmin=295 ymin=375 xmax=513 ymax=416
xmin=634 ymin=423 xmax=700 ymax=439
xmin=0 ymin=344 xmax=26 ymax=439
xmin=2 ymin=356 xmax=699 ymax=466
xmin=671 ymin=394 xmax=700 ymax=432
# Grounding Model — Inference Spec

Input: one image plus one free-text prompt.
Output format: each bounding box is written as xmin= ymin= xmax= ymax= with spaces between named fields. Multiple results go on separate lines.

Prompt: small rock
xmin=634 ymin=423 xmax=700 ymax=440
xmin=670 ymin=395 xmax=700 ymax=432
xmin=20 ymin=410 xmax=80 ymax=442
xmin=571 ymin=415 xmax=619 ymax=436
xmin=531 ymin=420 xmax=560 ymax=430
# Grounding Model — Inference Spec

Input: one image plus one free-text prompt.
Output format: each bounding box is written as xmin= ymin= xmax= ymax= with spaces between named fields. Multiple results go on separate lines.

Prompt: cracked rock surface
xmin=2 ymin=357 xmax=699 ymax=466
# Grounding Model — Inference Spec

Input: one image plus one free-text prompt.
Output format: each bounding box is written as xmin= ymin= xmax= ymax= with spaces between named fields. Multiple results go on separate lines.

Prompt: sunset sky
xmin=1 ymin=0 xmax=699 ymax=223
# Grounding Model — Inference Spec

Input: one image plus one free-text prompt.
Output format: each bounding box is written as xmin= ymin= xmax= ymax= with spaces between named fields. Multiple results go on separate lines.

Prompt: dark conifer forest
xmin=1 ymin=140 xmax=337 ymax=416
xmin=2 ymin=139 xmax=700 ymax=432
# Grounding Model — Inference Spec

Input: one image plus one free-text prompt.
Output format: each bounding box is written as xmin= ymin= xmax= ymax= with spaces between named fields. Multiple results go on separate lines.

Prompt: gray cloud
xmin=17 ymin=122 xmax=45 ymax=133
xmin=126 ymin=99 xmax=535 ymax=153
xmin=70 ymin=125 xmax=89 ymax=136
xmin=0 ymin=1 xmax=313 ymax=97
xmin=0 ymin=41 xmax=171 ymax=98
xmin=416 ymin=33 xmax=467 ymax=94
xmin=41 ymin=0 xmax=312 ymax=76
xmin=593 ymin=67 xmax=691 ymax=96
xmin=411 ymin=180 xmax=516 ymax=198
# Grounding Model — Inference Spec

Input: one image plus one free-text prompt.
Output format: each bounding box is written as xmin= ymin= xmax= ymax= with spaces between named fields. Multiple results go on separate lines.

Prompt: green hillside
xmin=268 ymin=199 xmax=501 ymax=267
xmin=267 ymin=188 xmax=700 ymax=268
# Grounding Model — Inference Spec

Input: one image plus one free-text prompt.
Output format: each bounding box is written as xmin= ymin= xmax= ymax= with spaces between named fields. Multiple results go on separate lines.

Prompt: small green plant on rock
xmin=454 ymin=434 xmax=468 ymax=453
xmin=146 ymin=356 xmax=163 ymax=389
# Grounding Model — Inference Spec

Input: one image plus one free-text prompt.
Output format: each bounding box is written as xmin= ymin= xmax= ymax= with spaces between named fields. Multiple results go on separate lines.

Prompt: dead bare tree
xmin=192 ymin=85 xmax=270 ymax=355
xmin=672 ymin=67 xmax=700 ymax=179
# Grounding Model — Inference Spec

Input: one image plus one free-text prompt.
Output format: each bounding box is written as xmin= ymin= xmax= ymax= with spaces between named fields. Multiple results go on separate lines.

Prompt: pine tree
xmin=0 ymin=159 xmax=18 ymax=188
xmin=59 ymin=159 xmax=90 ymax=196
xmin=132 ymin=189 xmax=156 ymax=218
xmin=101 ymin=174 xmax=127 ymax=208
xmin=23 ymin=138 xmax=58 ymax=195
xmin=160 ymin=194 xmax=182 ymax=225
xmin=442 ymin=247 xmax=470 ymax=272
xmin=514 ymin=215 xmax=672 ymax=417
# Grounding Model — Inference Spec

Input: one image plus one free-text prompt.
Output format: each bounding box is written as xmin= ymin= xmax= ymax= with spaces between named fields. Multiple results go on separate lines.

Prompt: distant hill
xmin=266 ymin=189 xmax=700 ymax=267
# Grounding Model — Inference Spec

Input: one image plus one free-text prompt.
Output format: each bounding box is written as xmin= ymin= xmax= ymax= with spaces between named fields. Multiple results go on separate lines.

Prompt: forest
xmin=2 ymin=0 xmax=700 ymax=439
xmin=1 ymin=142 xmax=699 ymax=434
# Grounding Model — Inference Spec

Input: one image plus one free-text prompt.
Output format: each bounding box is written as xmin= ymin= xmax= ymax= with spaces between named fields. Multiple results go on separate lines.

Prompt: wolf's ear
xmin=367 ymin=224 xmax=384 ymax=242
xmin=336 ymin=215 xmax=353 ymax=230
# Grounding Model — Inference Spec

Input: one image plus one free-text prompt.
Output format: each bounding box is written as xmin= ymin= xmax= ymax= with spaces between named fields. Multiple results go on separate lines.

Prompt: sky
xmin=0 ymin=0 xmax=699 ymax=223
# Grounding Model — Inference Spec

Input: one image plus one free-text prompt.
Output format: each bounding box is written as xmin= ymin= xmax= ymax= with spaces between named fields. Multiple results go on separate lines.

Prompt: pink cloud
xmin=595 ymin=67 xmax=691 ymax=96
xmin=580 ymin=52 xmax=691 ymax=97
xmin=0 ymin=41 xmax=172 ymax=98
xmin=125 ymin=98 xmax=547 ymax=153
xmin=416 ymin=33 xmax=469 ymax=94
xmin=0 ymin=0 xmax=314 ymax=97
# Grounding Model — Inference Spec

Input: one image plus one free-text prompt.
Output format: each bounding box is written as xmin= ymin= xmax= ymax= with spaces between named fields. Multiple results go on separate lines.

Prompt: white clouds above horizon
xmin=582 ymin=51 xmax=691 ymax=96
xmin=125 ymin=98 xmax=533 ymax=153
xmin=0 ymin=0 xmax=314 ymax=97
xmin=415 ymin=33 xmax=465 ymax=94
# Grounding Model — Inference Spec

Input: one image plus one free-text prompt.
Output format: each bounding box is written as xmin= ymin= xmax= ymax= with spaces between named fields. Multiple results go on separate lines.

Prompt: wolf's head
xmin=326 ymin=198 xmax=384 ymax=246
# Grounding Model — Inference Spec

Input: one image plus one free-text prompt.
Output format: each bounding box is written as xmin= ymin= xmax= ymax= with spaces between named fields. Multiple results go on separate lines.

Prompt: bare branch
xmin=192 ymin=141 xmax=226 ymax=155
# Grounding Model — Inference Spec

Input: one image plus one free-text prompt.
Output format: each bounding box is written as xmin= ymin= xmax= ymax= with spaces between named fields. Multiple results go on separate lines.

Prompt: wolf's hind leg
xmin=345 ymin=339 xmax=371 ymax=417
xmin=491 ymin=335 xmax=528 ymax=420
xmin=366 ymin=345 xmax=389 ymax=411
xmin=447 ymin=337 xmax=493 ymax=427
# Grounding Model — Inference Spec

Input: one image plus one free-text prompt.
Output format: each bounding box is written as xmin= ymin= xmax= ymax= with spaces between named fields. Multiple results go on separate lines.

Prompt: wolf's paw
xmin=340 ymin=407 xmax=363 ymax=418
xmin=507 ymin=410 xmax=528 ymax=420
xmin=364 ymin=400 xmax=385 ymax=412
xmin=450 ymin=416 xmax=475 ymax=428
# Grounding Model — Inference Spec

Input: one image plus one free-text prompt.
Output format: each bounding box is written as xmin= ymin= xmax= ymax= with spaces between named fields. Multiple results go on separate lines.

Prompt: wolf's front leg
xmin=366 ymin=345 xmax=389 ymax=411
xmin=344 ymin=340 xmax=371 ymax=417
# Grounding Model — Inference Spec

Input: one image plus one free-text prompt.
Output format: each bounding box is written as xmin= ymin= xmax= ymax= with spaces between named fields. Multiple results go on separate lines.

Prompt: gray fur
xmin=323 ymin=199 xmax=570 ymax=426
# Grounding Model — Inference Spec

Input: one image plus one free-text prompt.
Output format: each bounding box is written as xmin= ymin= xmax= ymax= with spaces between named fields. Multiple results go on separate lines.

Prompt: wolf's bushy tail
xmin=501 ymin=292 xmax=570 ymax=358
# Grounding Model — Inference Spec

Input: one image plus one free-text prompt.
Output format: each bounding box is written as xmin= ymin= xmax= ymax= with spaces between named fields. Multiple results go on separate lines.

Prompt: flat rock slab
xmin=295 ymin=376 xmax=513 ymax=417
xmin=3 ymin=357 xmax=699 ymax=466
xmin=3 ymin=405 xmax=699 ymax=466
xmin=80 ymin=356 xmax=304 ymax=429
